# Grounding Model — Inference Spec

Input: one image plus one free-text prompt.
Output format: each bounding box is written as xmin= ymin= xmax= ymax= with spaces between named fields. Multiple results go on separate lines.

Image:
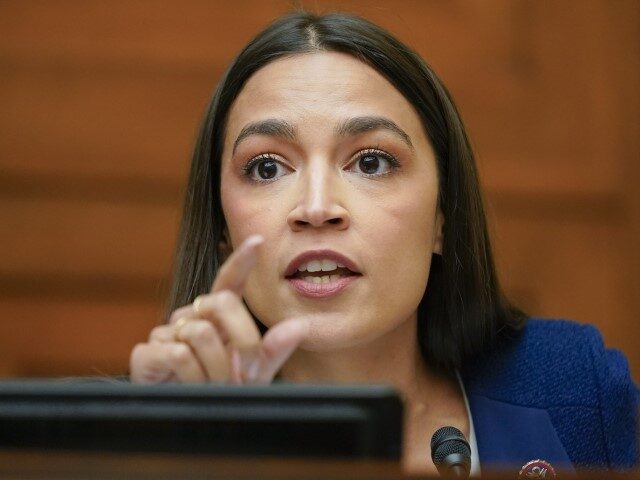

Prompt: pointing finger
xmin=211 ymin=234 xmax=263 ymax=296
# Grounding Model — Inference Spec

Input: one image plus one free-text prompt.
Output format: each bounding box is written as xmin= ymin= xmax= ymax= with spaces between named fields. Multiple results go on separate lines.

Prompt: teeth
xmin=301 ymin=275 xmax=343 ymax=284
xmin=306 ymin=260 xmax=322 ymax=272
xmin=321 ymin=259 xmax=338 ymax=272
xmin=297 ymin=259 xmax=342 ymax=272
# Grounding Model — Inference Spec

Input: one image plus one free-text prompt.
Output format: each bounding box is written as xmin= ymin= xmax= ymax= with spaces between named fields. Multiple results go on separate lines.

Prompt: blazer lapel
xmin=467 ymin=393 xmax=575 ymax=473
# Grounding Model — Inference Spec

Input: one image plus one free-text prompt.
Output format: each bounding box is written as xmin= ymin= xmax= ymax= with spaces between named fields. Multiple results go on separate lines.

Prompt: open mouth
xmin=284 ymin=254 xmax=362 ymax=297
xmin=287 ymin=266 xmax=359 ymax=284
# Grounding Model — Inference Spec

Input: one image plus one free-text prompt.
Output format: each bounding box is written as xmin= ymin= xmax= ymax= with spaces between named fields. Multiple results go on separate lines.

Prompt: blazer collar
xmin=467 ymin=392 xmax=575 ymax=474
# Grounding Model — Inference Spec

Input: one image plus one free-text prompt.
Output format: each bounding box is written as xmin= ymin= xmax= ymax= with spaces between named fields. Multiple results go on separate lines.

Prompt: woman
xmin=129 ymin=12 xmax=638 ymax=474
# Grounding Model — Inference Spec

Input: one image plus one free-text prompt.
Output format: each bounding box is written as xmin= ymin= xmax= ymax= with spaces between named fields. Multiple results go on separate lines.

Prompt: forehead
xmin=224 ymin=51 xmax=427 ymax=149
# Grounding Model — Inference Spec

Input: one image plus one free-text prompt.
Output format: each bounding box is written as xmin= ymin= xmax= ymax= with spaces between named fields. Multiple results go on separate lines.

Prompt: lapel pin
xmin=518 ymin=459 xmax=557 ymax=479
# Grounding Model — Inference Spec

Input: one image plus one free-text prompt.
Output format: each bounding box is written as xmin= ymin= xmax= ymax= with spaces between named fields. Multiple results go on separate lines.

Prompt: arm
xmin=584 ymin=324 xmax=639 ymax=469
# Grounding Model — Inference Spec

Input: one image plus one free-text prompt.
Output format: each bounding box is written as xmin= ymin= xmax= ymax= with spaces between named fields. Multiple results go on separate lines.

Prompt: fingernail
xmin=246 ymin=360 xmax=260 ymax=383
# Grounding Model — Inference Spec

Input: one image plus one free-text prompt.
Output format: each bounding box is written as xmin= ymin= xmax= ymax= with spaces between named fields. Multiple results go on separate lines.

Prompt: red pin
xmin=518 ymin=459 xmax=557 ymax=479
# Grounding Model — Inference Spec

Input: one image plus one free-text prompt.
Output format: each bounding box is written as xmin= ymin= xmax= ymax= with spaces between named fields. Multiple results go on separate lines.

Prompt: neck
xmin=279 ymin=315 xmax=451 ymax=406
xmin=279 ymin=314 xmax=469 ymax=474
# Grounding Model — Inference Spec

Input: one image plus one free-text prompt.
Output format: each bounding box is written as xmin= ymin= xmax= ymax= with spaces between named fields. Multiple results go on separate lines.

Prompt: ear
xmin=433 ymin=209 xmax=444 ymax=255
xmin=217 ymin=226 xmax=233 ymax=263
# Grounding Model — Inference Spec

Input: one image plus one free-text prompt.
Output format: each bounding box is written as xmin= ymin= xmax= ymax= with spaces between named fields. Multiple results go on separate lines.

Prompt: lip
xmin=284 ymin=249 xmax=362 ymax=278
xmin=287 ymin=275 xmax=360 ymax=298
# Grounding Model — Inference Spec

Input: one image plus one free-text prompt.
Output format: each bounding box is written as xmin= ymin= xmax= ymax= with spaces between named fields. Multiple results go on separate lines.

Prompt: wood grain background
xmin=0 ymin=0 xmax=638 ymax=380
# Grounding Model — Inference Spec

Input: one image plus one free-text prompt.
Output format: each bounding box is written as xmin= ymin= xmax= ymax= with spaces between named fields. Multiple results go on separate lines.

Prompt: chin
xmin=297 ymin=314 xmax=391 ymax=352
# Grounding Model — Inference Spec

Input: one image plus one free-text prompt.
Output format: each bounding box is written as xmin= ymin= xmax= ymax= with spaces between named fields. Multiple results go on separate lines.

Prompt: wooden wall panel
xmin=0 ymin=299 xmax=161 ymax=377
xmin=0 ymin=1 xmax=278 ymax=65
xmin=0 ymin=0 xmax=638 ymax=380
xmin=0 ymin=197 xmax=178 ymax=278
xmin=491 ymin=201 xmax=630 ymax=349
xmin=0 ymin=65 xmax=214 ymax=180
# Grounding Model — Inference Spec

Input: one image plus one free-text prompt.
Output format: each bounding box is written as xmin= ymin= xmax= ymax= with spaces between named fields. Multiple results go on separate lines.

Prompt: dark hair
xmin=166 ymin=11 xmax=526 ymax=370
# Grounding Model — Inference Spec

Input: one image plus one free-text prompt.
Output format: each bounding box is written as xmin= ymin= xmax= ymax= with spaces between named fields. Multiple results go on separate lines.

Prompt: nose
xmin=286 ymin=164 xmax=350 ymax=232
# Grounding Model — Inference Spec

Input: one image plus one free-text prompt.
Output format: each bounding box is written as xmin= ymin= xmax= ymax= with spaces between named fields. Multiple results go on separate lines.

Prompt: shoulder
xmin=462 ymin=318 xmax=639 ymax=469
xmin=463 ymin=318 xmax=629 ymax=405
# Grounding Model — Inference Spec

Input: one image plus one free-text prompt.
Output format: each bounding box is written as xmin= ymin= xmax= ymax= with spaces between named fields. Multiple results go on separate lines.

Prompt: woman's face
xmin=220 ymin=52 xmax=443 ymax=351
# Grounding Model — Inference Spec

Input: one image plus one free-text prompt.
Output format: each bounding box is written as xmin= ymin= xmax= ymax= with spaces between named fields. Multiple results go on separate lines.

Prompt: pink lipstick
xmin=285 ymin=250 xmax=362 ymax=299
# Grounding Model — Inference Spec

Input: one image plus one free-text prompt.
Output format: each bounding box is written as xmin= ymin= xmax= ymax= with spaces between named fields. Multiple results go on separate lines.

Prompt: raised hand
xmin=130 ymin=235 xmax=308 ymax=384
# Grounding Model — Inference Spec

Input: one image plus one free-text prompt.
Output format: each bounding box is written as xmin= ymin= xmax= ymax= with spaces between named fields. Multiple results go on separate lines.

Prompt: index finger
xmin=211 ymin=234 xmax=264 ymax=296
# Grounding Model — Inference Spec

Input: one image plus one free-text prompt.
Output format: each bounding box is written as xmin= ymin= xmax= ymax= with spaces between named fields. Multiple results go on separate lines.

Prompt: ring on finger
xmin=174 ymin=317 xmax=191 ymax=340
xmin=193 ymin=295 xmax=206 ymax=316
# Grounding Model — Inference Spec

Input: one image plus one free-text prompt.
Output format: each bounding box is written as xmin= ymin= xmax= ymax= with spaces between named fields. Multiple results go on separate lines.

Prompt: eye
xmin=348 ymin=149 xmax=400 ymax=176
xmin=243 ymin=155 xmax=290 ymax=182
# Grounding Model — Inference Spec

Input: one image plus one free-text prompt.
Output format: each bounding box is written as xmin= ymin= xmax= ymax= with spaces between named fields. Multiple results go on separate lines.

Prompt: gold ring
xmin=174 ymin=317 xmax=191 ymax=339
xmin=193 ymin=295 xmax=206 ymax=316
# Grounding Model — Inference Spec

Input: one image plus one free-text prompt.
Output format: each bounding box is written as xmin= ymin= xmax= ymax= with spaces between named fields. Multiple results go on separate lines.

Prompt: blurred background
xmin=0 ymin=1 xmax=638 ymax=380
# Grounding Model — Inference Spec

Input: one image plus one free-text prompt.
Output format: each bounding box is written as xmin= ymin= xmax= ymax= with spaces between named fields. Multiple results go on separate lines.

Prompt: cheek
xmin=220 ymin=179 xmax=285 ymax=321
xmin=365 ymin=182 xmax=438 ymax=292
xmin=221 ymin=179 xmax=277 ymax=243
xmin=368 ymin=180 xmax=437 ymax=252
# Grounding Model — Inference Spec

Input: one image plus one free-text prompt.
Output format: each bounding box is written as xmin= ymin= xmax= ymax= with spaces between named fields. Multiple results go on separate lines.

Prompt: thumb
xmin=248 ymin=318 xmax=309 ymax=384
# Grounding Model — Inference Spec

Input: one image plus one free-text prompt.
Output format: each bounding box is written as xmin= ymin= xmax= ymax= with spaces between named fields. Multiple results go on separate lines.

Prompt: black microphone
xmin=430 ymin=426 xmax=471 ymax=479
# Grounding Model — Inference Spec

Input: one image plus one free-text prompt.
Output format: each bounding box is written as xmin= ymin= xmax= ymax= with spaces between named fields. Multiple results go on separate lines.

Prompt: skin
xmin=130 ymin=52 xmax=467 ymax=474
xmin=222 ymin=51 xmax=442 ymax=351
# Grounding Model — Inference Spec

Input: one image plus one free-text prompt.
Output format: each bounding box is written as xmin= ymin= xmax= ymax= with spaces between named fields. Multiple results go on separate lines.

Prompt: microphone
xmin=430 ymin=426 xmax=471 ymax=479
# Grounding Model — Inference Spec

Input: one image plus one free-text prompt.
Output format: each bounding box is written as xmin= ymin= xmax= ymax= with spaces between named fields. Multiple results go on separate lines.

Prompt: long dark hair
xmin=166 ymin=11 xmax=526 ymax=370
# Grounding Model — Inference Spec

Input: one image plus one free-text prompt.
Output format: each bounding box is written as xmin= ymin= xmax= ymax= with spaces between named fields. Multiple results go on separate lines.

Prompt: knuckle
xmin=170 ymin=343 xmax=193 ymax=365
xmin=190 ymin=320 xmax=217 ymax=340
xmin=168 ymin=311 xmax=183 ymax=325
xmin=130 ymin=343 xmax=148 ymax=365
xmin=149 ymin=325 xmax=169 ymax=340
xmin=212 ymin=290 xmax=237 ymax=310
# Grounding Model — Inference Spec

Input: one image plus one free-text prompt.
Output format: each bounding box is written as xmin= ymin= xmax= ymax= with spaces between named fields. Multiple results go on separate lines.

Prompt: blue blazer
xmin=461 ymin=318 xmax=639 ymax=471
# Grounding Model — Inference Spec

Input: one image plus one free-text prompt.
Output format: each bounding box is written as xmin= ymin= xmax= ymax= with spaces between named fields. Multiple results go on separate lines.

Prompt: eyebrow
xmin=232 ymin=115 xmax=414 ymax=154
xmin=336 ymin=116 xmax=414 ymax=151
xmin=232 ymin=119 xmax=296 ymax=154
